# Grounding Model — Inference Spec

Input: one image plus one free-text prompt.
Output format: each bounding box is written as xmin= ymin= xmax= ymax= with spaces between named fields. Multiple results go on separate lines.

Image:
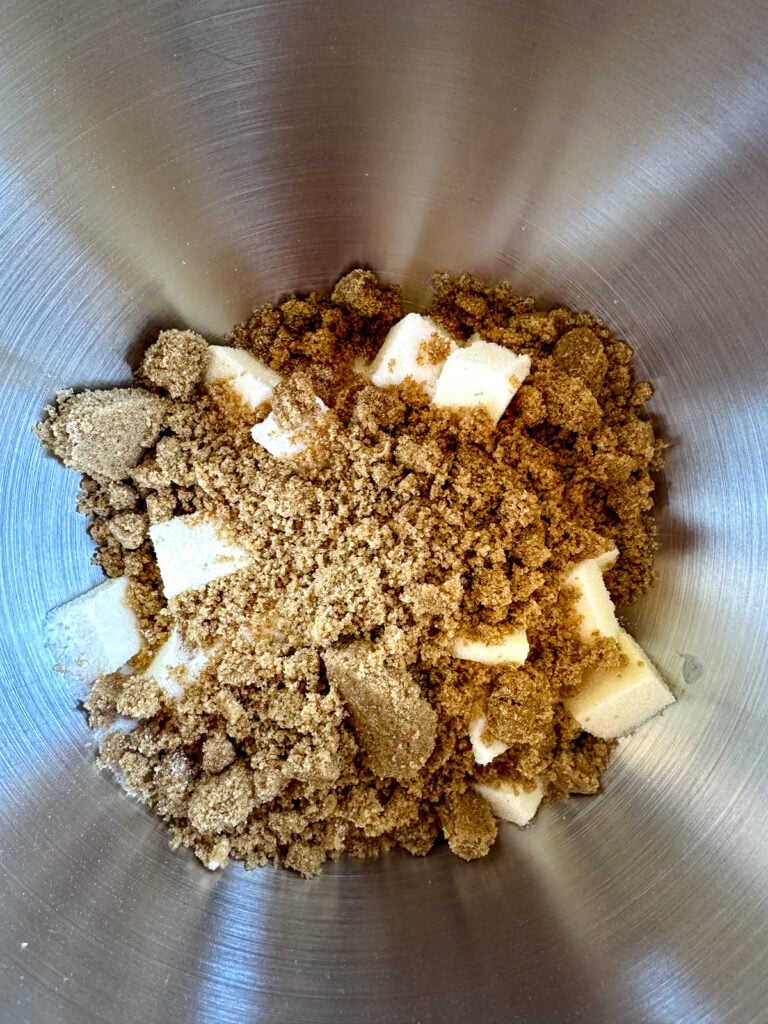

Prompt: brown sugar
xmin=330 ymin=267 xmax=400 ymax=319
xmin=114 ymin=671 xmax=164 ymax=719
xmin=107 ymin=511 xmax=148 ymax=550
xmin=417 ymin=331 xmax=453 ymax=366
xmin=439 ymin=789 xmax=498 ymax=860
xmin=552 ymin=326 xmax=609 ymax=394
xmin=323 ymin=641 xmax=438 ymax=782
xmin=34 ymin=388 xmax=166 ymax=481
xmin=37 ymin=268 xmax=665 ymax=876
xmin=137 ymin=329 xmax=209 ymax=399
xmin=188 ymin=761 xmax=256 ymax=834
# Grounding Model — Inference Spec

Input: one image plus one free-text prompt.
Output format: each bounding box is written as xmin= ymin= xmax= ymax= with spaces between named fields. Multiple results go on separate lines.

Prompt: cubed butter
xmin=250 ymin=397 xmax=329 ymax=459
xmin=205 ymin=345 xmax=280 ymax=386
xmin=227 ymin=372 xmax=277 ymax=412
xmin=565 ymin=628 xmax=675 ymax=739
xmin=44 ymin=576 xmax=142 ymax=682
xmin=149 ymin=513 xmax=251 ymax=600
xmin=432 ymin=336 xmax=531 ymax=424
xmin=594 ymin=547 xmax=619 ymax=572
xmin=369 ymin=313 xmax=457 ymax=394
xmin=474 ymin=778 xmax=544 ymax=826
xmin=565 ymin=558 xmax=620 ymax=641
xmin=147 ymin=628 xmax=208 ymax=698
xmin=468 ymin=715 xmax=509 ymax=766
xmin=204 ymin=346 xmax=281 ymax=411
xmin=453 ymin=628 xmax=529 ymax=666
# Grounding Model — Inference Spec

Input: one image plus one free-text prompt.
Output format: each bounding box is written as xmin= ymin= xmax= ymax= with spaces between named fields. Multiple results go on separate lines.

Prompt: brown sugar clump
xmin=485 ymin=667 xmax=554 ymax=748
xmin=107 ymin=511 xmax=148 ymax=549
xmin=331 ymin=268 xmax=401 ymax=319
xmin=417 ymin=331 xmax=453 ymax=367
xmin=187 ymin=761 xmax=255 ymax=834
xmin=440 ymin=789 xmax=498 ymax=861
xmin=35 ymin=388 xmax=165 ymax=480
xmin=37 ymin=269 xmax=665 ymax=876
xmin=553 ymin=327 xmax=609 ymax=394
xmin=116 ymin=673 xmax=164 ymax=719
xmin=138 ymin=329 xmax=208 ymax=399
xmin=270 ymin=373 xmax=322 ymax=429
xmin=323 ymin=641 xmax=438 ymax=781
xmin=201 ymin=732 xmax=237 ymax=774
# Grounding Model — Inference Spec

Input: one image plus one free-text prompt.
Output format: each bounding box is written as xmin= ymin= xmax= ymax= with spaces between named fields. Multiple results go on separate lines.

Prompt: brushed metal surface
xmin=1 ymin=1 xmax=767 ymax=1022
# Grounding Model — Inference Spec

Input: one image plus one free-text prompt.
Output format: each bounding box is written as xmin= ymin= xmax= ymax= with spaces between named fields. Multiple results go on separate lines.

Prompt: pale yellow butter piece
xmin=474 ymin=778 xmax=544 ymax=826
xmin=453 ymin=628 xmax=529 ymax=666
xmin=565 ymin=628 xmax=674 ymax=739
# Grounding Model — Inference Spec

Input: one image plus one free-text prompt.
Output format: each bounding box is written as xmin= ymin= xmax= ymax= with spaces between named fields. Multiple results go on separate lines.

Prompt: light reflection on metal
xmin=1 ymin=1 xmax=767 ymax=1022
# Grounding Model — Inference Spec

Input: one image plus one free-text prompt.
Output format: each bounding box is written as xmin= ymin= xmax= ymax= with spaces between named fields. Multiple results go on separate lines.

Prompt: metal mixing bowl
xmin=2 ymin=2 xmax=767 ymax=1022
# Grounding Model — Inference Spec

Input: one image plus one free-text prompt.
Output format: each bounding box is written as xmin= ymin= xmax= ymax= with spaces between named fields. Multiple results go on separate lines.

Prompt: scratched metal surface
xmin=1 ymin=2 xmax=767 ymax=1022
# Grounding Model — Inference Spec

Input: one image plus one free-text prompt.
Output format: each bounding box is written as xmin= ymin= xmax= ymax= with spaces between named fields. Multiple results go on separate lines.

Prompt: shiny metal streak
xmin=1 ymin=2 xmax=767 ymax=1022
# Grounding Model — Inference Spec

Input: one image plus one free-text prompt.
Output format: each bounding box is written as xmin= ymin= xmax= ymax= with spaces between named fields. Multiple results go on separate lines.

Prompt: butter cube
xmin=149 ymin=513 xmax=251 ymax=600
xmin=45 ymin=576 xmax=142 ymax=682
xmin=474 ymin=778 xmax=544 ymax=826
xmin=432 ymin=336 xmax=531 ymax=424
xmin=205 ymin=345 xmax=280 ymax=386
xmin=565 ymin=559 xmax=620 ymax=641
xmin=251 ymin=397 xmax=329 ymax=459
xmin=469 ymin=715 xmax=509 ymax=766
xmin=453 ymin=628 xmax=529 ymax=666
xmin=565 ymin=628 xmax=674 ymax=739
xmin=595 ymin=547 xmax=619 ymax=572
xmin=205 ymin=346 xmax=281 ymax=410
xmin=227 ymin=372 xmax=278 ymax=412
xmin=369 ymin=314 xmax=457 ymax=394
xmin=147 ymin=628 xmax=208 ymax=698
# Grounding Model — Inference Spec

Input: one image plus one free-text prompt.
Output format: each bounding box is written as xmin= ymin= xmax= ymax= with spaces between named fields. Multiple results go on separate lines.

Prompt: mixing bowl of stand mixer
xmin=1 ymin=2 xmax=766 ymax=1022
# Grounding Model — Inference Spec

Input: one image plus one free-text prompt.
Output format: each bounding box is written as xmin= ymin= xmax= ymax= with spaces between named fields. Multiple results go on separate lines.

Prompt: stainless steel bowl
xmin=2 ymin=2 xmax=767 ymax=1021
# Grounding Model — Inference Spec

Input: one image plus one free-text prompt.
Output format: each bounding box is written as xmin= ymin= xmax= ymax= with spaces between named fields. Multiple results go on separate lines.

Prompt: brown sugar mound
xmin=188 ymin=762 xmax=256 ymax=834
xmin=34 ymin=388 xmax=166 ymax=480
xmin=38 ymin=268 xmax=664 ymax=876
xmin=439 ymin=790 xmax=498 ymax=860
xmin=324 ymin=641 xmax=438 ymax=782
xmin=138 ymin=329 xmax=209 ymax=399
